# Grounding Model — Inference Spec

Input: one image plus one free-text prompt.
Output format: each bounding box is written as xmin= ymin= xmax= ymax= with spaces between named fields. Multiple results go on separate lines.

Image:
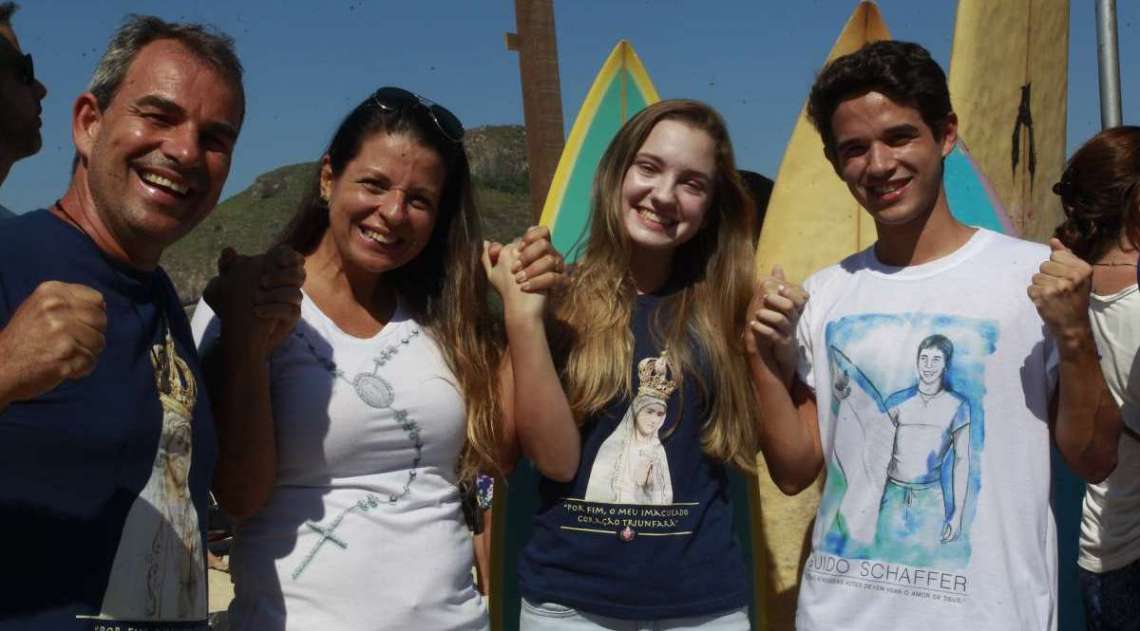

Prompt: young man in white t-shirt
xmin=745 ymin=40 xmax=1123 ymax=630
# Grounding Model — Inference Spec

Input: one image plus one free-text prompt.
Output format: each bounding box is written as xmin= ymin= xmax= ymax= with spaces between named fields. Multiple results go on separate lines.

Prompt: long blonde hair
xmin=555 ymin=99 xmax=760 ymax=472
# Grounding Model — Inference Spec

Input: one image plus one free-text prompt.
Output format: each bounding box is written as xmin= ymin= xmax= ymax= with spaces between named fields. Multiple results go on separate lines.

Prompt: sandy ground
xmin=208 ymin=569 xmax=234 ymax=614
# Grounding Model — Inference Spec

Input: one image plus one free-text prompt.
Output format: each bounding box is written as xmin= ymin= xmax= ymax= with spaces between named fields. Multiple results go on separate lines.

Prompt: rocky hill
xmin=163 ymin=125 xmax=532 ymax=305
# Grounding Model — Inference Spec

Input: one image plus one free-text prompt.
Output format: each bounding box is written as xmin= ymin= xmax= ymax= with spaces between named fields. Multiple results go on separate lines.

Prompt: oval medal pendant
xmin=354 ymin=373 xmax=395 ymax=409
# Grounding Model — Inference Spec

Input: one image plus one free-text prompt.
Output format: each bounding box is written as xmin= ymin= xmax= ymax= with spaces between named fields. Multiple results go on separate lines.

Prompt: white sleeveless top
xmin=1081 ymin=284 xmax=1140 ymax=573
xmin=192 ymin=294 xmax=487 ymax=630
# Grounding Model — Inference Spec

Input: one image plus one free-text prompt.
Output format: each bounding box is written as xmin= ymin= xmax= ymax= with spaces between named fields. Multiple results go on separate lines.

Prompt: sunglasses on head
xmin=1052 ymin=168 xmax=1077 ymax=208
xmin=3 ymin=52 xmax=35 ymax=86
xmin=369 ymin=86 xmax=464 ymax=143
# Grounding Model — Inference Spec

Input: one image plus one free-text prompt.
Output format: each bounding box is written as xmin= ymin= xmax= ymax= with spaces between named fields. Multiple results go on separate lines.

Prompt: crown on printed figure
xmin=150 ymin=333 xmax=198 ymax=420
xmin=637 ymin=352 xmax=678 ymax=401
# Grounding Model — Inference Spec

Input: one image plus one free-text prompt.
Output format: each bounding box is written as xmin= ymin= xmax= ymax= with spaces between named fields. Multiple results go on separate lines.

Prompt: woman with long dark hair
xmin=1054 ymin=125 xmax=1140 ymax=631
xmin=192 ymin=87 xmax=562 ymax=630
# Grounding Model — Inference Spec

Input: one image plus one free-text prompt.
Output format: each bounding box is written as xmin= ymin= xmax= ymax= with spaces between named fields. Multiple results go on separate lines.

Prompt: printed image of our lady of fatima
xmin=586 ymin=351 xmax=678 ymax=506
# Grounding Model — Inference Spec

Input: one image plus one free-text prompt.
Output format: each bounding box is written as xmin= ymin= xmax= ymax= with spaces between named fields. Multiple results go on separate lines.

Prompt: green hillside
xmin=163 ymin=125 xmax=533 ymax=305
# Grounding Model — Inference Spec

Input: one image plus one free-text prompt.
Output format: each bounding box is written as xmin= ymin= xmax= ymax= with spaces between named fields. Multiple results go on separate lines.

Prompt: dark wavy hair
xmin=277 ymin=91 xmax=505 ymax=482
xmin=807 ymin=40 xmax=953 ymax=155
xmin=88 ymin=15 xmax=244 ymax=116
xmin=1053 ymin=126 xmax=1140 ymax=263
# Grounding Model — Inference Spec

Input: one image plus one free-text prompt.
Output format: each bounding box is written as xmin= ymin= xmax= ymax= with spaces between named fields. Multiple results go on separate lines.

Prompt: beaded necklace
xmin=290 ymin=323 xmax=425 ymax=580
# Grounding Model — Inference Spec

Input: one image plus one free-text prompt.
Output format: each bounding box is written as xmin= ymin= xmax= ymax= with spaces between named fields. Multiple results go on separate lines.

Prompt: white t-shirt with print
xmin=794 ymin=229 xmax=1060 ymax=631
xmin=1080 ymin=284 xmax=1140 ymax=573
xmin=192 ymin=293 xmax=487 ymax=631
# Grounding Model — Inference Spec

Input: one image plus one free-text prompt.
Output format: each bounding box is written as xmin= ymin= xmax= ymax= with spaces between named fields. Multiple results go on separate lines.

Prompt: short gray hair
xmin=88 ymin=14 xmax=244 ymax=114
xmin=0 ymin=3 xmax=17 ymax=26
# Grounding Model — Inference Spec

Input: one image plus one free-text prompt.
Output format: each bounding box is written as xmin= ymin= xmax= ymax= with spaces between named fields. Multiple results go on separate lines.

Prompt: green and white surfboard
xmin=490 ymin=42 xmax=661 ymax=631
xmin=538 ymin=40 xmax=660 ymax=261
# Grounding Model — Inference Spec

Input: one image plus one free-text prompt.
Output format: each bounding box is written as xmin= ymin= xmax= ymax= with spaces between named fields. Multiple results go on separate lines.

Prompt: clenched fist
xmin=203 ymin=244 xmax=305 ymax=356
xmin=1028 ymin=239 xmax=1093 ymax=347
xmin=744 ymin=265 xmax=808 ymax=386
xmin=0 ymin=281 xmax=107 ymax=410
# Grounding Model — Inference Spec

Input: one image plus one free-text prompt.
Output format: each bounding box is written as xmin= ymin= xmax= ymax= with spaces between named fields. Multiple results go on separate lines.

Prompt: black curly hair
xmin=807 ymin=40 xmax=953 ymax=156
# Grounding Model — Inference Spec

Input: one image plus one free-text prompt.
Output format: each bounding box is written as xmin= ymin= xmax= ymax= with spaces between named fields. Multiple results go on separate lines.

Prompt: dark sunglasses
xmin=1051 ymin=170 xmax=1073 ymax=200
xmin=4 ymin=52 xmax=35 ymax=86
xmin=1052 ymin=167 xmax=1082 ymax=215
xmin=369 ymin=86 xmax=464 ymax=143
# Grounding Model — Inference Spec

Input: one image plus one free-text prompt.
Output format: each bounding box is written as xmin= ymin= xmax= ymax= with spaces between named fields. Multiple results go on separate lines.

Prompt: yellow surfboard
xmin=948 ymin=0 xmax=1068 ymax=243
xmin=752 ymin=2 xmax=887 ymax=286
xmin=949 ymin=3 xmax=1082 ymax=628
xmin=749 ymin=4 xmax=889 ymax=630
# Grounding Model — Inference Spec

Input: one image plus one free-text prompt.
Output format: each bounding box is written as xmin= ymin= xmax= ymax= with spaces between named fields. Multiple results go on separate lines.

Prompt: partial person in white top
xmin=747 ymin=41 xmax=1121 ymax=631
xmin=193 ymin=86 xmax=565 ymax=630
xmin=193 ymin=296 xmax=484 ymax=629
xmin=1053 ymin=125 xmax=1140 ymax=631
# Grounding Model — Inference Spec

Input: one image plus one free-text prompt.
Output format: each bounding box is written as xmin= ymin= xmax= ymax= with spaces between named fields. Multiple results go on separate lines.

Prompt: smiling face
xmin=621 ymin=119 xmax=716 ymax=258
xmin=0 ymin=24 xmax=47 ymax=163
xmin=76 ymin=38 xmax=242 ymax=266
xmin=916 ymin=347 xmax=947 ymax=389
xmin=319 ymin=130 xmax=446 ymax=279
xmin=829 ymin=91 xmax=956 ymax=229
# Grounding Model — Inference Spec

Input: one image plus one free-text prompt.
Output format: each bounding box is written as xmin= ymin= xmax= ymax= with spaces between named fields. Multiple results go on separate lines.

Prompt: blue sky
xmin=2 ymin=0 xmax=1137 ymax=214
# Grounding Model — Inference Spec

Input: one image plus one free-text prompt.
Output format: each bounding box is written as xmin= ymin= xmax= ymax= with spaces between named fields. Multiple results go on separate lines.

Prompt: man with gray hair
xmin=0 ymin=14 xmax=243 ymax=629
xmin=0 ymin=2 xmax=47 ymax=218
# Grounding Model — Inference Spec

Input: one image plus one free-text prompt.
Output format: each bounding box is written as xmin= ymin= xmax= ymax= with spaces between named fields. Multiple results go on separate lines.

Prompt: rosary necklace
xmin=291 ymin=324 xmax=425 ymax=580
xmin=298 ymin=326 xmax=421 ymax=410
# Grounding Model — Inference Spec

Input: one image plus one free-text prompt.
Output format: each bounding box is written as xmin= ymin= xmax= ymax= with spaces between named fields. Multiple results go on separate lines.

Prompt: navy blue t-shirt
xmin=0 ymin=210 xmax=217 ymax=630
xmin=518 ymin=290 xmax=748 ymax=619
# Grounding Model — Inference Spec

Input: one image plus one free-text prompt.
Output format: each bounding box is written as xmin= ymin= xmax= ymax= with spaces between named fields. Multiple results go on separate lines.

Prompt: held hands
xmin=203 ymin=244 xmax=305 ymax=356
xmin=0 ymin=281 xmax=107 ymax=406
xmin=1028 ymin=239 xmax=1093 ymax=350
xmin=744 ymin=265 xmax=808 ymax=386
xmin=483 ymin=225 xmax=567 ymax=321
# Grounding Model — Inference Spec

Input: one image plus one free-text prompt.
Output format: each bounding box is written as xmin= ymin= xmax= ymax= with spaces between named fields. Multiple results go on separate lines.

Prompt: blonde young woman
xmin=485 ymin=99 xmax=760 ymax=630
xmin=193 ymin=87 xmax=562 ymax=630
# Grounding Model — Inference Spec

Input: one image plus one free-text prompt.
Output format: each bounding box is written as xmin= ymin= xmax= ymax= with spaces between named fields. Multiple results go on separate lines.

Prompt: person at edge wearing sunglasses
xmin=488 ymin=99 xmax=759 ymax=630
xmin=191 ymin=86 xmax=566 ymax=630
xmin=0 ymin=2 xmax=47 ymax=218
xmin=1053 ymin=126 xmax=1140 ymax=631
